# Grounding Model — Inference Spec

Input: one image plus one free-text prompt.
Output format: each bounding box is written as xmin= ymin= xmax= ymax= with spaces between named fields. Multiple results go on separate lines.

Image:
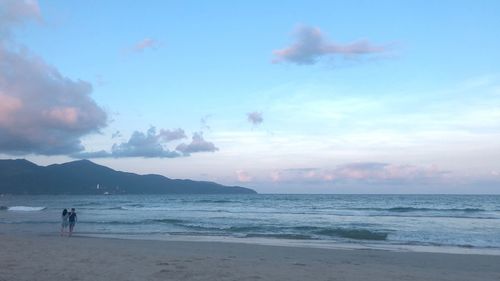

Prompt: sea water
xmin=1 ymin=194 xmax=499 ymax=253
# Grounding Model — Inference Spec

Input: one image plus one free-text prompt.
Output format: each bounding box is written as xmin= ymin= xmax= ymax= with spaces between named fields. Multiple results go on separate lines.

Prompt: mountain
xmin=0 ymin=159 xmax=257 ymax=195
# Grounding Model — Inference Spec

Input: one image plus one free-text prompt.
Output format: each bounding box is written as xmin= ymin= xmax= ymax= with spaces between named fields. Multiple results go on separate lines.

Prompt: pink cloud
xmin=273 ymin=25 xmax=389 ymax=65
xmin=270 ymin=170 xmax=281 ymax=182
xmin=0 ymin=45 xmax=107 ymax=155
xmin=270 ymin=163 xmax=446 ymax=184
xmin=0 ymin=0 xmax=107 ymax=156
xmin=236 ymin=170 xmax=253 ymax=182
xmin=0 ymin=93 xmax=23 ymax=125
xmin=44 ymin=107 xmax=79 ymax=126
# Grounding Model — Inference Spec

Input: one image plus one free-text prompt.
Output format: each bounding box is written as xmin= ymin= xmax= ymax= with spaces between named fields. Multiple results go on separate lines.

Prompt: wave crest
xmin=387 ymin=207 xmax=484 ymax=213
xmin=7 ymin=206 xmax=46 ymax=211
xmin=315 ymin=228 xmax=388 ymax=240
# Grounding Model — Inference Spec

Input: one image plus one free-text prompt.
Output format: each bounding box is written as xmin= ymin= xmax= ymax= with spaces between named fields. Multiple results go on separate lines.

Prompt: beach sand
xmin=1 ymin=234 xmax=499 ymax=281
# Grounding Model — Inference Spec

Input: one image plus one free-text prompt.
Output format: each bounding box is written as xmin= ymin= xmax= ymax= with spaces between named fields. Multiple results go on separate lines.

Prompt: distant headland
xmin=0 ymin=159 xmax=257 ymax=195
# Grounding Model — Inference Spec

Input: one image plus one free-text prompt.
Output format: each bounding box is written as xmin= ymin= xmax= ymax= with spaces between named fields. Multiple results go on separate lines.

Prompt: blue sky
xmin=1 ymin=0 xmax=500 ymax=193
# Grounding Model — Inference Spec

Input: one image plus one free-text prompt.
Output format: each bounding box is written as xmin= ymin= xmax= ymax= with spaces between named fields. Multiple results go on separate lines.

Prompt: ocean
xmin=1 ymin=194 xmax=500 ymax=254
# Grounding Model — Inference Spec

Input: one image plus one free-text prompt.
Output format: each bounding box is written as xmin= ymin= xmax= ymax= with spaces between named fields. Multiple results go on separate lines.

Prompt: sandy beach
xmin=1 ymin=234 xmax=499 ymax=281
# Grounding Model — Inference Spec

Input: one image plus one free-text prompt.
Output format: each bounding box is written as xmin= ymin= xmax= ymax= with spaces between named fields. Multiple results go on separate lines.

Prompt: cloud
xmin=110 ymin=127 xmax=181 ymax=158
xmin=133 ymin=38 xmax=159 ymax=52
xmin=0 ymin=45 xmax=107 ymax=155
xmin=271 ymin=168 xmax=321 ymax=182
xmin=332 ymin=162 xmax=444 ymax=182
xmin=176 ymin=132 xmax=218 ymax=155
xmin=273 ymin=25 xmax=388 ymax=65
xmin=74 ymin=128 xmax=216 ymax=158
xmin=0 ymin=0 xmax=41 ymax=37
xmin=270 ymin=163 xmax=446 ymax=183
xmin=236 ymin=170 xmax=253 ymax=182
xmin=247 ymin=111 xmax=263 ymax=125
xmin=72 ymin=150 xmax=111 ymax=159
xmin=111 ymin=130 xmax=122 ymax=139
xmin=158 ymin=128 xmax=186 ymax=142
xmin=95 ymin=74 xmax=107 ymax=87
xmin=0 ymin=0 xmax=107 ymax=156
xmin=200 ymin=115 xmax=212 ymax=131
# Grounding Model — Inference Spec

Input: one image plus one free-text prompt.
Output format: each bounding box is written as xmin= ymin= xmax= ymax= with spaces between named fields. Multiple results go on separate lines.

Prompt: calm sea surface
xmin=1 ymin=194 xmax=499 ymax=253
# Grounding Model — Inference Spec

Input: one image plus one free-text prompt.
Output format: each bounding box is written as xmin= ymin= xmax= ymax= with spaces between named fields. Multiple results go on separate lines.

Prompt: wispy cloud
xmin=236 ymin=170 xmax=253 ymax=182
xmin=247 ymin=111 xmax=263 ymax=125
xmin=133 ymin=37 xmax=160 ymax=52
xmin=273 ymin=25 xmax=389 ymax=65
xmin=270 ymin=162 xmax=446 ymax=183
xmin=200 ymin=115 xmax=212 ymax=131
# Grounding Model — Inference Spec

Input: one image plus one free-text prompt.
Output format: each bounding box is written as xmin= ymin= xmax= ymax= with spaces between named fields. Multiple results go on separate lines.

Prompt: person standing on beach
xmin=60 ymin=209 xmax=69 ymax=236
xmin=68 ymin=208 xmax=77 ymax=237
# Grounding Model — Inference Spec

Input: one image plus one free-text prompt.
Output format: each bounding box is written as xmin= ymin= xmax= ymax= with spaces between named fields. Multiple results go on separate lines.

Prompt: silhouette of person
xmin=60 ymin=208 xmax=69 ymax=236
xmin=68 ymin=208 xmax=77 ymax=236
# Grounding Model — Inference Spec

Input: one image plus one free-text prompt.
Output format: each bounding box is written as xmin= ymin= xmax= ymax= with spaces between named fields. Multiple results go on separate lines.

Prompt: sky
xmin=1 ymin=0 xmax=499 ymax=194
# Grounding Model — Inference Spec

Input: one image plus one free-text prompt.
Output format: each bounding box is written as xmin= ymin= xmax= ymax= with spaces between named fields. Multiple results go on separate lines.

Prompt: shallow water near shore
xmin=1 ymin=194 xmax=499 ymax=254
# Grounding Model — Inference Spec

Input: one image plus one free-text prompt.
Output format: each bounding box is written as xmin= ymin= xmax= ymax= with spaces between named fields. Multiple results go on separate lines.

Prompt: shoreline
xmin=78 ymin=232 xmax=500 ymax=256
xmin=2 ymin=222 xmax=500 ymax=256
xmin=2 ymin=233 xmax=500 ymax=281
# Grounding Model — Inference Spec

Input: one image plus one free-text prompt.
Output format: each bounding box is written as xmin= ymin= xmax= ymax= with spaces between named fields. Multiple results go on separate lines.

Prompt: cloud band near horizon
xmin=72 ymin=128 xmax=218 ymax=159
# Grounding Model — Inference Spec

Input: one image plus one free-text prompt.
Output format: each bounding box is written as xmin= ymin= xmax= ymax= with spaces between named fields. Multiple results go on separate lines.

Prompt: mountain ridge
xmin=0 ymin=159 xmax=256 ymax=195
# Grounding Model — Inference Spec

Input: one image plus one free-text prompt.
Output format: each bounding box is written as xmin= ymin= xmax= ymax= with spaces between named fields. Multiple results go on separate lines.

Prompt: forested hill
xmin=0 ymin=159 xmax=257 ymax=195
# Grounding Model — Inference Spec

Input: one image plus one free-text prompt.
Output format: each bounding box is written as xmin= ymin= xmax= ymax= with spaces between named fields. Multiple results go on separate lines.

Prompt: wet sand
xmin=1 ymin=233 xmax=499 ymax=281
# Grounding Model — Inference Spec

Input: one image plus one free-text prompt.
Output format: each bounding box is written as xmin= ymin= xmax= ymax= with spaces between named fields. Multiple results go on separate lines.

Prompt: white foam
xmin=8 ymin=206 xmax=46 ymax=212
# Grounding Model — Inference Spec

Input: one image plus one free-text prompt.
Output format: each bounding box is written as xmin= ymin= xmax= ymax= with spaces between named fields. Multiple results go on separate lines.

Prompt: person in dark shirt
xmin=61 ymin=209 xmax=69 ymax=236
xmin=68 ymin=208 xmax=77 ymax=237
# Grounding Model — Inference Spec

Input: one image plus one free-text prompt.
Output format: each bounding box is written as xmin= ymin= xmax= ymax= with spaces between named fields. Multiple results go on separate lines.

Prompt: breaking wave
xmin=6 ymin=206 xmax=46 ymax=212
xmin=386 ymin=207 xmax=485 ymax=213
xmin=314 ymin=228 xmax=388 ymax=240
